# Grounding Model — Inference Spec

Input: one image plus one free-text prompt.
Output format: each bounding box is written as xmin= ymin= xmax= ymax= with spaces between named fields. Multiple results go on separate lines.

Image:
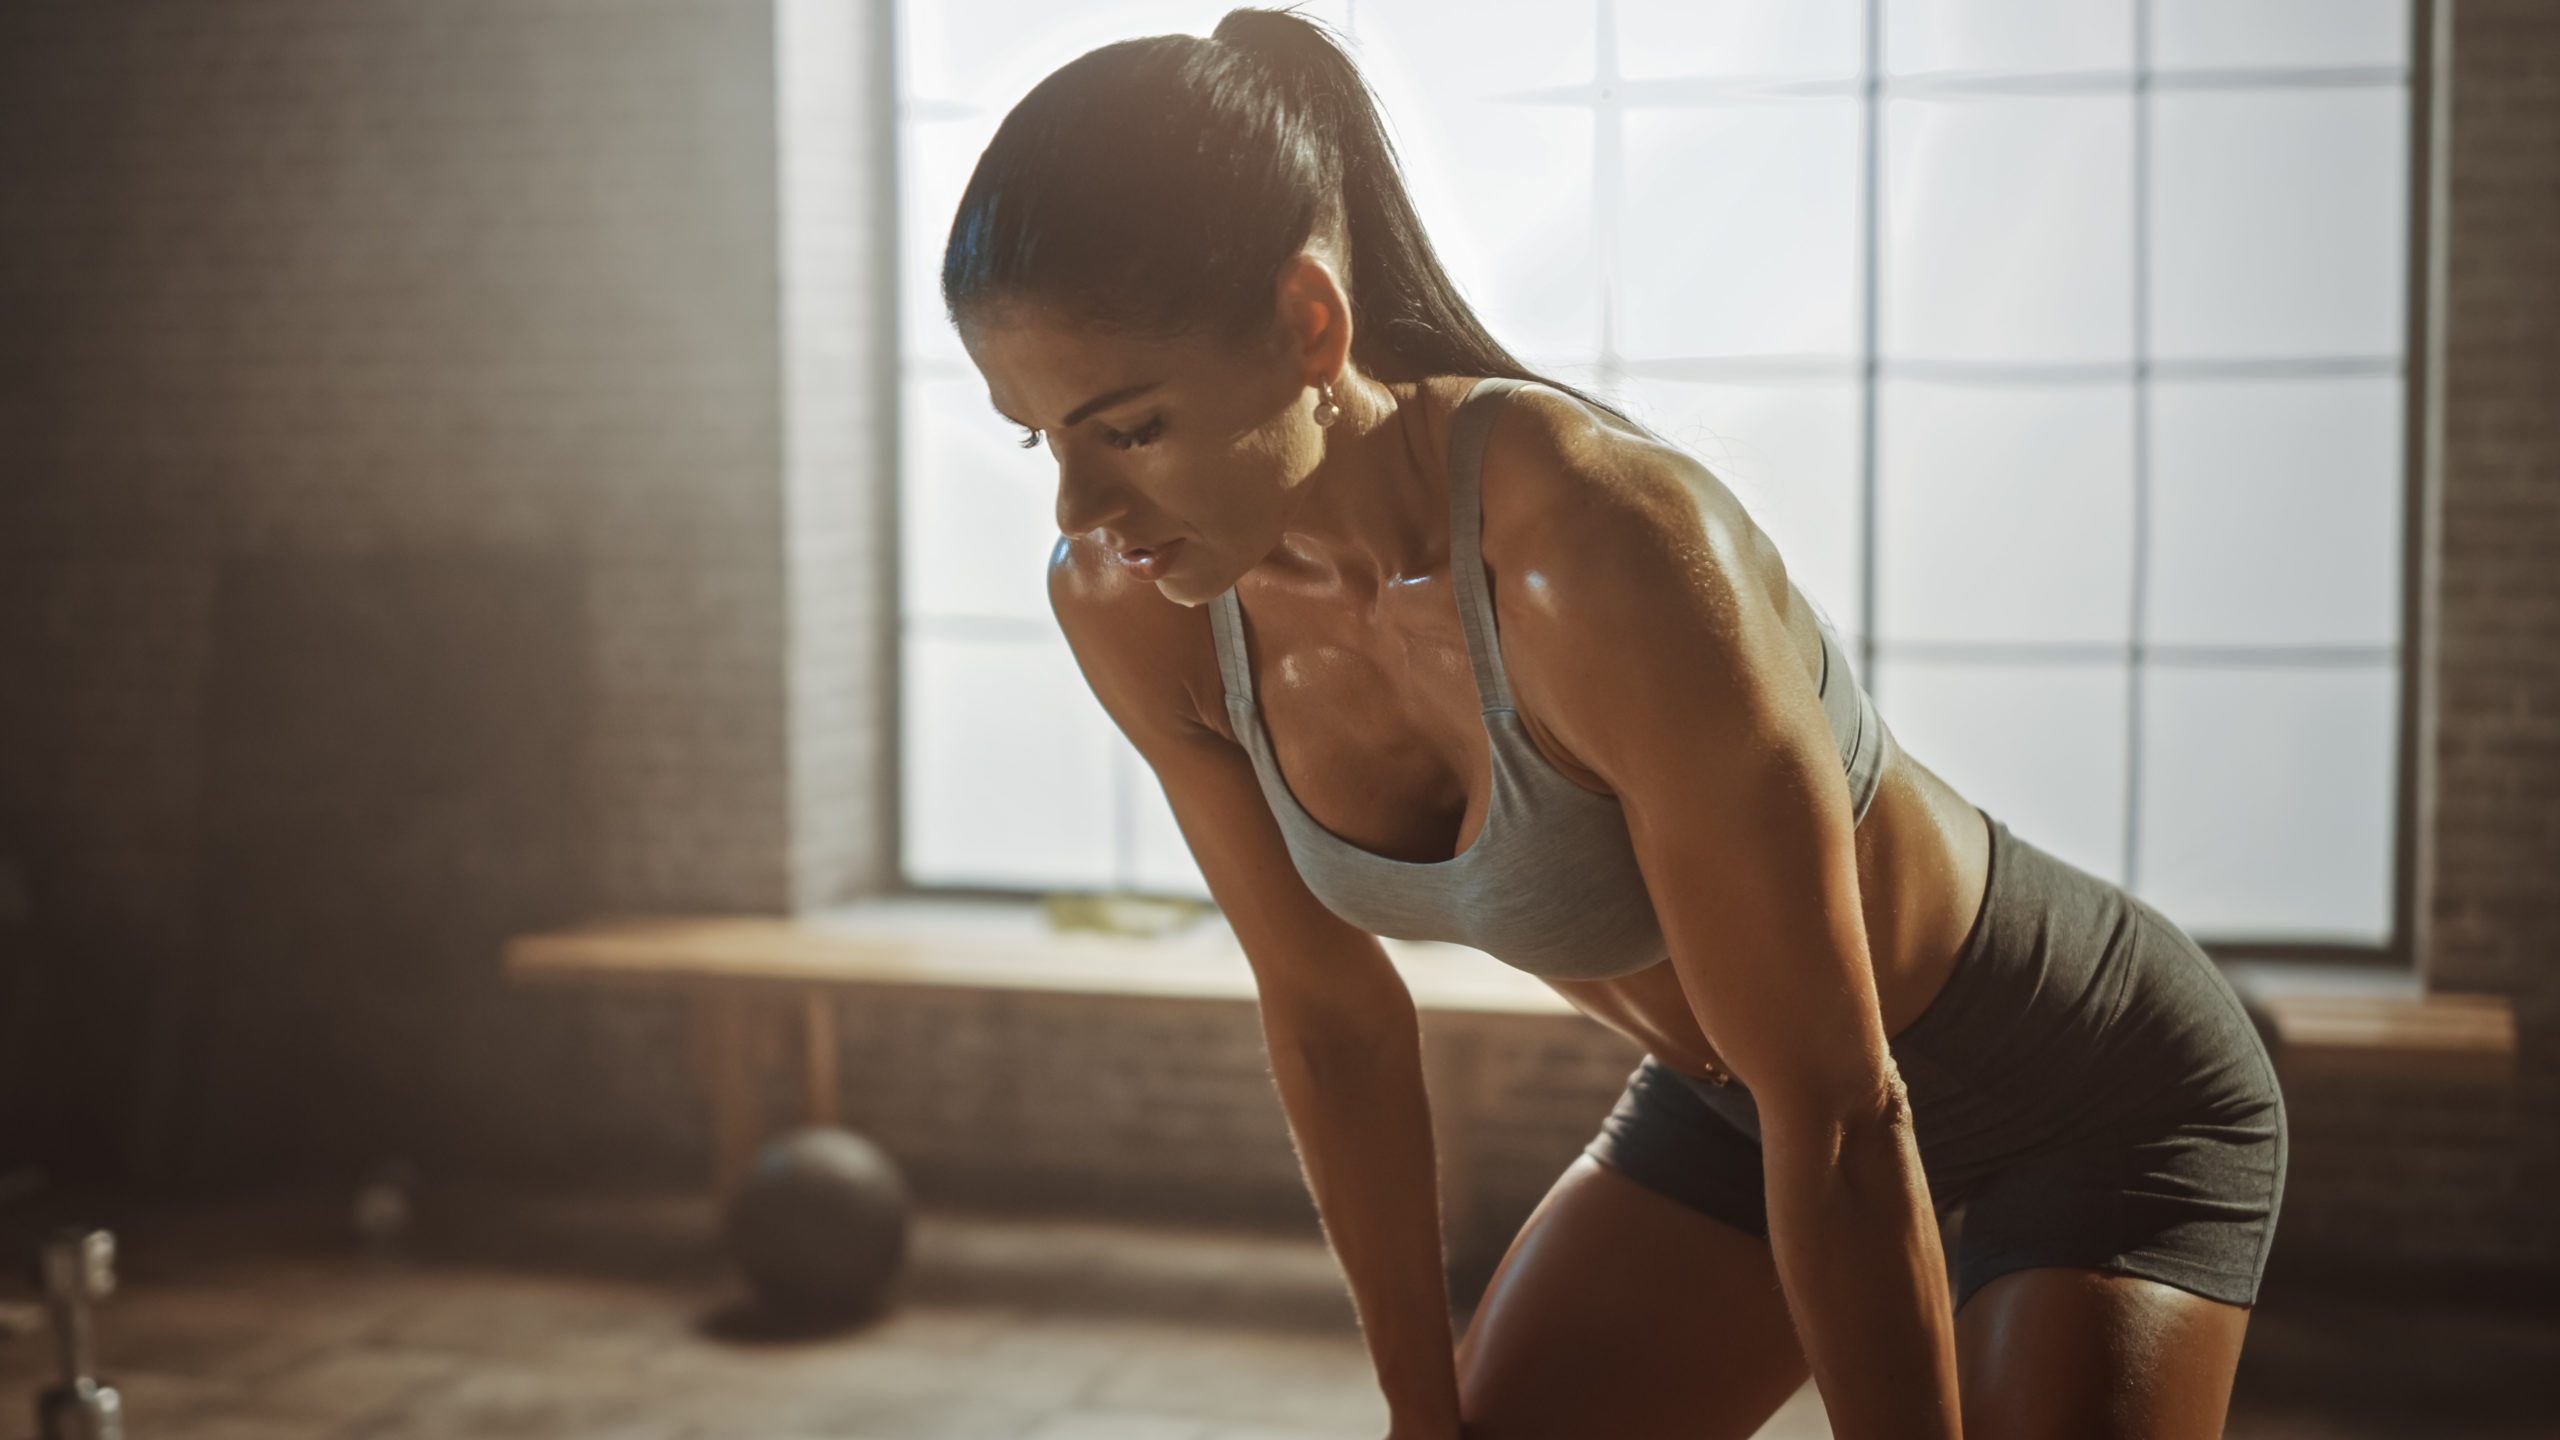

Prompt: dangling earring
xmin=1311 ymin=378 xmax=1340 ymax=429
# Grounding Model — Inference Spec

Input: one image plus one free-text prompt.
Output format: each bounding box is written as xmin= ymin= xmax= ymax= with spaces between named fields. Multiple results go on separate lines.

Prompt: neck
xmin=1262 ymin=373 xmax=1449 ymax=602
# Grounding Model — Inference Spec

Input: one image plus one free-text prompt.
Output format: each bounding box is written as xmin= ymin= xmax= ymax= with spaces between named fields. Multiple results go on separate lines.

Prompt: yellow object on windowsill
xmin=1039 ymin=890 xmax=1217 ymax=940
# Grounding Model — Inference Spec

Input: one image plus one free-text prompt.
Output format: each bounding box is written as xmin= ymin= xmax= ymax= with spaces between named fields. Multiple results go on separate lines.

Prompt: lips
xmin=1114 ymin=539 xmax=1183 ymax=579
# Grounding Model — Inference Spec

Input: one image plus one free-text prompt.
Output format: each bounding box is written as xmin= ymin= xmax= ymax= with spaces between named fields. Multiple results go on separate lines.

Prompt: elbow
xmin=1762 ymin=1062 xmax=1917 ymax=1176
xmin=1850 ymin=1063 xmax=1915 ymax=1145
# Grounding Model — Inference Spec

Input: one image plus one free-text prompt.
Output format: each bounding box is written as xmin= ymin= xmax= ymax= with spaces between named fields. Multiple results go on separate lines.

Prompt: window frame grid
xmin=890 ymin=0 xmax=2435 ymax=967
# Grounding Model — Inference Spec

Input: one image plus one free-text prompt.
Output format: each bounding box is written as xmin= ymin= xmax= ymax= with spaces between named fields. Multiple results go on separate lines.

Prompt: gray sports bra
xmin=1208 ymin=376 xmax=1889 ymax=982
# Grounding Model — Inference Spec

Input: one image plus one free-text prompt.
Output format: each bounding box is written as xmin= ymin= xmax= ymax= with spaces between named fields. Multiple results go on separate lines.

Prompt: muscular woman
xmin=938 ymin=10 xmax=2286 ymax=1438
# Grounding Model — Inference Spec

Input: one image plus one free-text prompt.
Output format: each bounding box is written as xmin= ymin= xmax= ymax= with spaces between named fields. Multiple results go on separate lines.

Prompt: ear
xmin=1268 ymin=251 xmax=1355 ymax=384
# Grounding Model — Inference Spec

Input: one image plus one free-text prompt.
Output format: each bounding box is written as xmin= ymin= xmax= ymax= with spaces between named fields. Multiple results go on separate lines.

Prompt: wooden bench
xmin=503 ymin=896 xmax=1590 ymax=1263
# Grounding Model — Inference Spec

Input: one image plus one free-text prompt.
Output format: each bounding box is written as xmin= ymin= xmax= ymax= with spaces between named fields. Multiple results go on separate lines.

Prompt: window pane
xmin=1120 ymin=729 xmax=1215 ymax=898
xmin=1872 ymin=657 xmax=2131 ymax=883
xmin=903 ymin=633 xmax=1120 ymax=889
xmin=902 ymin=0 xmax=1351 ymax=112
xmin=1618 ymin=378 xmax=1865 ymax=627
xmin=2150 ymin=89 xmax=2409 ymax=360
xmin=902 ymin=375 xmax=1058 ymax=623
xmin=1620 ymin=101 xmax=1862 ymax=358
xmin=1877 ymin=381 xmax=2137 ymax=644
xmin=1359 ymin=3 xmax=1601 ymax=359
xmin=1883 ymin=96 xmax=2135 ymax=363
xmin=1615 ymin=0 xmax=1862 ymax=80
xmin=899 ymin=0 xmax=1056 ymax=110
xmin=2148 ymin=376 xmax=2404 ymax=648
xmin=1357 ymin=0 xmax=1595 ymax=94
xmin=2153 ymin=0 xmax=2411 ymax=70
xmin=2134 ymin=664 xmax=2397 ymax=943
xmin=1884 ymin=0 xmax=2135 ymax=75
xmin=1401 ymin=103 xmax=1601 ymax=362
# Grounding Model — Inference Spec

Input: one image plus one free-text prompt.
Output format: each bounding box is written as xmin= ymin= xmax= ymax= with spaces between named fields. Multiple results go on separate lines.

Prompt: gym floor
xmin=2 ymin=1184 xmax=2553 ymax=1440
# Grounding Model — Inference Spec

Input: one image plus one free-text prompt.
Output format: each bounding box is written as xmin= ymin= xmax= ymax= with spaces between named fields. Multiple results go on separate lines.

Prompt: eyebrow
xmin=990 ymin=380 xmax=1164 ymax=431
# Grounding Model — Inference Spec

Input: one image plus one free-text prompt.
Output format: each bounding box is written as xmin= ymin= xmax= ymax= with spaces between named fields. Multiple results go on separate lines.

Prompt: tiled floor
xmin=0 ymin=1184 xmax=2552 ymax=1438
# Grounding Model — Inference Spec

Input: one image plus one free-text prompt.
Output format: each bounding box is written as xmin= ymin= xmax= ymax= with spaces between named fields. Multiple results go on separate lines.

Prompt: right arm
xmin=1051 ymin=545 xmax=1465 ymax=1437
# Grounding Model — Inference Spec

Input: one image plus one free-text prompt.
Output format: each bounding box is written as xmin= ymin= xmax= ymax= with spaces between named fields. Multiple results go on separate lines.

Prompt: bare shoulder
xmin=1470 ymin=381 xmax=1819 ymax=758
xmin=1047 ymin=535 xmax=1236 ymax=749
xmin=1474 ymin=380 xmax=1794 ymax=633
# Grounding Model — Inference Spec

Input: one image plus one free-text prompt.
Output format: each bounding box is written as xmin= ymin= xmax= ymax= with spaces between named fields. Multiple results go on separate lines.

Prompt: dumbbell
xmin=34 ymin=1228 xmax=123 ymax=1440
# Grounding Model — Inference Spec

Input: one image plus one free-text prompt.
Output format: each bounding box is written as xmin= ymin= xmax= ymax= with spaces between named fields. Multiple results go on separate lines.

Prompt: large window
xmin=894 ymin=0 xmax=2418 ymax=954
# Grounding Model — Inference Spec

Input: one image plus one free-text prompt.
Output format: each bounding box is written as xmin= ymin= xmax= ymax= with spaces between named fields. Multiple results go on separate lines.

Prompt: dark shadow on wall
xmin=138 ymin=548 xmax=609 ymax=1189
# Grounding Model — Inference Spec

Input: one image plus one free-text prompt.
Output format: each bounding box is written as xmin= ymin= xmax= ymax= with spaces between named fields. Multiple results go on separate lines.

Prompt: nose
xmin=1053 ymin=457 xmax=1131 ymax=543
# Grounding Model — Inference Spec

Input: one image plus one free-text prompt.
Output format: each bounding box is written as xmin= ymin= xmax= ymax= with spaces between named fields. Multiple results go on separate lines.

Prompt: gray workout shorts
xmin=1582 ymin=807 xmax=2288 ymax=1312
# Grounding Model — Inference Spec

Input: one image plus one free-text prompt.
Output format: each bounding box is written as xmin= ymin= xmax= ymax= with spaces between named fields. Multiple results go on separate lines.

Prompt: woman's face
xmin=962 ymin=298 xmax=1328 ymax=607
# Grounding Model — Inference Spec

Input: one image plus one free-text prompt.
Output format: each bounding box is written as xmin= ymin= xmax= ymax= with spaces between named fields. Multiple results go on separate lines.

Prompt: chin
xmin=1165 ymin=552 xmax=1232 ymax=605
xmin=1158 ymin=575 xmax=1212 ymax=607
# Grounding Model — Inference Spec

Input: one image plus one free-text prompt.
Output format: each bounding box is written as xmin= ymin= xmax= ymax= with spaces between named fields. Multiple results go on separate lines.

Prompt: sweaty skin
xmin=1043 ymin=363 xmax=1998 ymax=1081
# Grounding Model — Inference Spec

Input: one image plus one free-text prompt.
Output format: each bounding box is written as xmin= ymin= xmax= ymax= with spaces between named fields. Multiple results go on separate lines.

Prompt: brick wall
xmin=0 ymin=0 xmax=885 ymax=1185
xmin=765 ymin=991 xmax=1648 ymax=1286
xmin=2408 ymin=0 xmax=2560 ymax=1269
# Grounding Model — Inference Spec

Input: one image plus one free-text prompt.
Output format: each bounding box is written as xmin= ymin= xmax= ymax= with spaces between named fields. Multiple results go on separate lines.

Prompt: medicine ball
xmin=723 ymin=1125 xmax=911 ymax=1326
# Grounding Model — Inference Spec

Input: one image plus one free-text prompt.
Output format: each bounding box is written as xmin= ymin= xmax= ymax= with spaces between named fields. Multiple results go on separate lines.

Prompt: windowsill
xmin=2218 ymin=958 xmax=2516 ymax=1086
xmin=2218 ymin=957 xmax=2424 ymax=1002
xmin=803 ymin=891 xmax=1579 ymax=1017
xmin=514 ymin=891 xmax=1579 ymax=1019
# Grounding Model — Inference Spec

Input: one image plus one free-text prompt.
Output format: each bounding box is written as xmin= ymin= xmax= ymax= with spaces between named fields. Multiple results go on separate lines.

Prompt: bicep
xmin=1628 ymin=726 xmax=1894 ymax=1136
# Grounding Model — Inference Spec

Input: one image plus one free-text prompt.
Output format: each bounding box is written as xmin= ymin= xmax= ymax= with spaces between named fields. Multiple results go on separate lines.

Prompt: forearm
xmin=1263 ymin=1009 xmax=1464 ymax=1434
xmin=1763 ymin=1102 xmax=1962 ymax=1440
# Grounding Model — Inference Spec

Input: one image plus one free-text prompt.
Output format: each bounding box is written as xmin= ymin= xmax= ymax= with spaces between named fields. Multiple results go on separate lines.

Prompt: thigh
xmin=1956 ymin=1266 xmax=2251 ymax=1440
xmin=1454 ymin=1153 xmax=1808 ymax=1440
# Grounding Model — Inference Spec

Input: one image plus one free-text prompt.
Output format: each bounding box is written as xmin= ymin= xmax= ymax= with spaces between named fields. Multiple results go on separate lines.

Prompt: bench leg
xmin=689 ymin=992 xmax=764 ymax=1200
xmin=687 ymin=991 xmax=843 ymax=1200
xmin=803 ymin=991 xmax=839 ymax=1126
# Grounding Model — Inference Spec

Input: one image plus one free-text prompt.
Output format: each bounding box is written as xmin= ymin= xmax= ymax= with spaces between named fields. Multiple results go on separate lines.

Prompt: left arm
xmin=1505 ymin=428 xmax=1961 ymax=1439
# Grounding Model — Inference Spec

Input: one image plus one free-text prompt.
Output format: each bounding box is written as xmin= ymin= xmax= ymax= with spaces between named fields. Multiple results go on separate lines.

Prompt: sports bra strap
xmin=1210 ymin=587 xmax=1253 ymax=702
xmin=1448 ymin=376 xmax=1532 ymax=711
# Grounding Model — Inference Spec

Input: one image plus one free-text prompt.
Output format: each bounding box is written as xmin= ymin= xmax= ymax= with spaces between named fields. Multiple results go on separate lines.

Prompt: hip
xmin=1679 ymin=809 xmax=2285 ymax=1190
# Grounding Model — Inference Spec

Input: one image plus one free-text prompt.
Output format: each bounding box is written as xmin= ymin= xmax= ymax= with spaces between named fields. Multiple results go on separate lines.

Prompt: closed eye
xmin=1017 ymin=417 xmax=1167 ymax=452
xmin=1101 ymin=417 xmax=1165 ymax=451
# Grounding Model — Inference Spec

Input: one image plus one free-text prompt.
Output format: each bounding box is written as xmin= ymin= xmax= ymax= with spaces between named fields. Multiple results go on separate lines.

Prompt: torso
xmin=1172 ymin=376 xmax=1992 ymax=1087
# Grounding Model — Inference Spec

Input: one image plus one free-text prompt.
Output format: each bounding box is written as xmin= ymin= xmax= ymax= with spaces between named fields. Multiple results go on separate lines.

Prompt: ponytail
xmin=941 ymin=5 xmax=1630 ymax=425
